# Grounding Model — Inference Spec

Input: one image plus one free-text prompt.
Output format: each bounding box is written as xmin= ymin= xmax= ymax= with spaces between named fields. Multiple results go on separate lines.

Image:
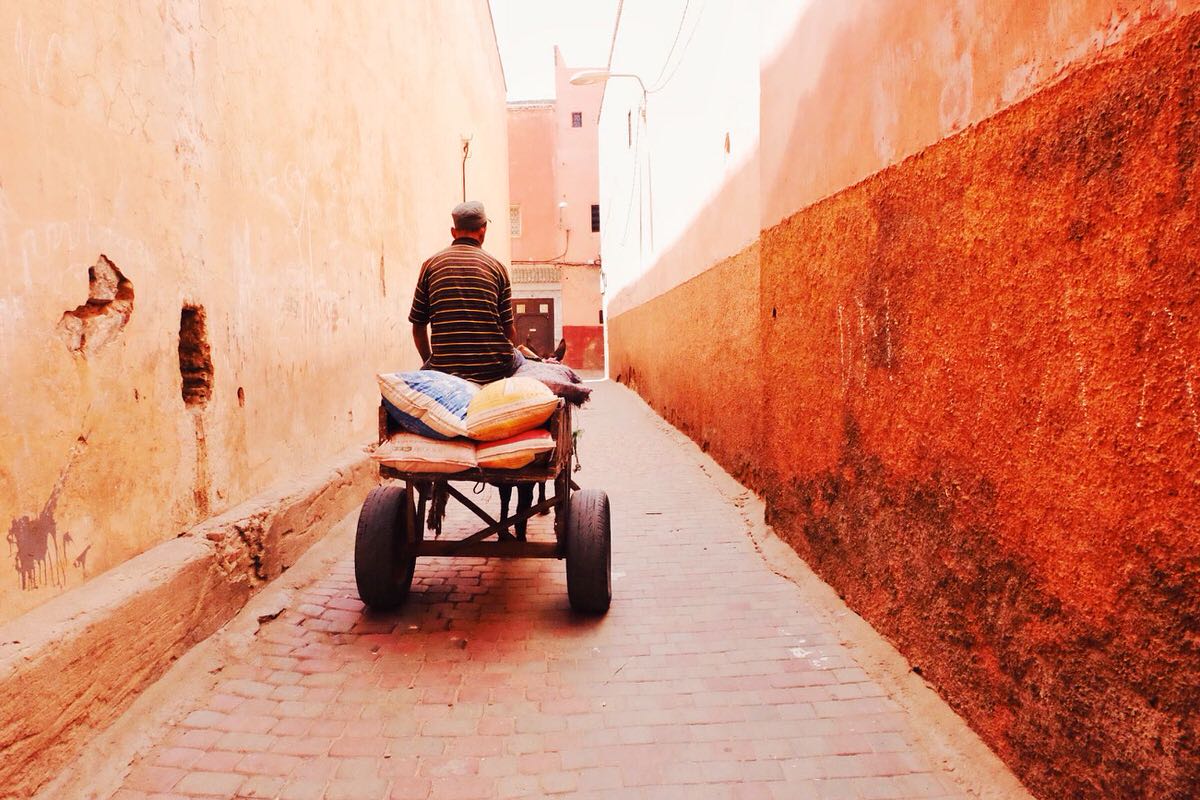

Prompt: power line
xmin=598 ymin=0 xmax=625 ymax=117
xmin=648 ymin=0 xmax=707 ymax=94
xmin=620 ymin=108 xmax=643 ymax=246
xmin=651 ymin=0 xmax=691 ymax=88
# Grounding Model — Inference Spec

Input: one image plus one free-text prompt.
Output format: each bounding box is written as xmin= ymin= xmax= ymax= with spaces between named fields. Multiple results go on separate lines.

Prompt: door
xmin=513 ymin=298 xmax=555 ymax=358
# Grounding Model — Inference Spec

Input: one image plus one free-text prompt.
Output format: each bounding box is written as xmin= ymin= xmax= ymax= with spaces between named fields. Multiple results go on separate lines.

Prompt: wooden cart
xmin=354 ymin=401 xmax=611 ymax=614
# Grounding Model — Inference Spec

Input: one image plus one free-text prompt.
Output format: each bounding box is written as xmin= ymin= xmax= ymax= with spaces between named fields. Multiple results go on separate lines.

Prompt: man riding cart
xmin=354 ymin=202 xmax=612 ymax=614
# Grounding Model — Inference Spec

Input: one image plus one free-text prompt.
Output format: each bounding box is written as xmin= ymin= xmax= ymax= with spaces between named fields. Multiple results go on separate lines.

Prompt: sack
xmin=372 ymin=433 xmax=476 ymax=473
xmin=476 ymin=429 xmax=556 ymax=469
xmin=514 ymin=360 xmax=592 ymax=405
xmin=377 ymin=370 xmax=478 ymax=440
xmin=466 ymin=377 xmax=559 ymax=441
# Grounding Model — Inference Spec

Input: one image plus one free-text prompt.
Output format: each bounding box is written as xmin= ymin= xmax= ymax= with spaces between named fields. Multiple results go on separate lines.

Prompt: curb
xmin=0 ymin=447 xmax=377 ymax=800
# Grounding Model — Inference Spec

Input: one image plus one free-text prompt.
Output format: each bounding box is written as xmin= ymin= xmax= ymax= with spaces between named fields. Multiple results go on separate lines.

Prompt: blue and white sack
xmin=377 ymin=371 xmax=479 ymax=440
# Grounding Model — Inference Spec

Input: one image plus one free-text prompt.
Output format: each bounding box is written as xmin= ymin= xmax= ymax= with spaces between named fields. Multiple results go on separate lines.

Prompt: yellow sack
xmin=466 ymin=377 xmax=559 ymax=442
xmin=476 ymin=429 xmax=556 ymax=469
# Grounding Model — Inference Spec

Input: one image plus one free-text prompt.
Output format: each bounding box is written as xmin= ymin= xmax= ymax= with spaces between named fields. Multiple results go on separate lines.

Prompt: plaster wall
xmin=610 ymin=243 xmax=761 ymax=475
xmin=760 ymin=0 xmax=1200 ymax=228
xmin=562 ymin=265 xmax=601 ymax=327
xmin=507 ymin=51 xmax=604 ymax=370
xmin=599 ymin=0 xmax=760 ymax=316
xmin=0 ymin=0 xmax=508 ymax=624
xmin=508 ymin=103 xmax=561 ymax=261
xmin=562 ymin=264 xmax=603 ymax=371
xmin=754 ymin=21 xmax=1200 ymax=793
xmin=553 ymin=48 xmax=603 ymax=265
xmin=604 ymin=1 xmax=1200 ymax=797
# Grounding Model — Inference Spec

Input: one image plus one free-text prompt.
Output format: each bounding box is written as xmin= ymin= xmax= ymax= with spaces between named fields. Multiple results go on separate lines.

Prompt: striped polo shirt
xmin=408 ymin=238 xmax=515 ymax=384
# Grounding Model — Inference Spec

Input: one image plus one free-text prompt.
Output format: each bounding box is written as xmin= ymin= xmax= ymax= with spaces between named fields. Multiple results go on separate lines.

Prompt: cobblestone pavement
xmin=103 ymin=381 xmax=1002 ymax=800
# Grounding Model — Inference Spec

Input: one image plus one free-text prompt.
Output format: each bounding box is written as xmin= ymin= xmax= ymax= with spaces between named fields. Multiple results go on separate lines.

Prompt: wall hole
xmin=771 ymin=306 xmax=777 ymax=318
xmin=56 ymin=255 xmax=134 ymax=357
xmin=179 ymin=305 xmax=214 ymax=408
xmin=237 ymin=386 xmax=245 ymax=407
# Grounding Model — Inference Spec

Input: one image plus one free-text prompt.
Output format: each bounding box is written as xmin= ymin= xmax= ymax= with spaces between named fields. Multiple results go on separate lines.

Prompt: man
xmin=409 ymin=201 xmax=519 ymax=384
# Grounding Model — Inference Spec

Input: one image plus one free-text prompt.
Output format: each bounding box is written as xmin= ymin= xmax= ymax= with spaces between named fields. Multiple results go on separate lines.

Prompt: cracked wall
xmin=0 ymin=1 xmax=509 ymax=624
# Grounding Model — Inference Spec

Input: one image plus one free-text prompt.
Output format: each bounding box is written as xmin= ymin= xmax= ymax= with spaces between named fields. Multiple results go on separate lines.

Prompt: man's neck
xmin=452 ymin=236 xmax=483 ymax=247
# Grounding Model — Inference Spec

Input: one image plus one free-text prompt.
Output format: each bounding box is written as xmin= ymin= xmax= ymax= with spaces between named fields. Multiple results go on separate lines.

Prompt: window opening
xmin=571 ymin=112 xmax=582 ymax=128
xmin=509 ymin=205 xmax=522 ymax=238
xmin=591 ymin=204 xmax=600 ymax=233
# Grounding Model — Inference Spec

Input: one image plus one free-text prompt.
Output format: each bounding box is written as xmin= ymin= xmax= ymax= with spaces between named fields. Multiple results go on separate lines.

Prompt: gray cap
xmin=452 ymin=201 xmax=488 ymax=231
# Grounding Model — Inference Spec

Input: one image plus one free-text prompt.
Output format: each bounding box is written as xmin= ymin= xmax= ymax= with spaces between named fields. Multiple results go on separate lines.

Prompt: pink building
xmin=507 ymin=48 xmax=604 ymax=371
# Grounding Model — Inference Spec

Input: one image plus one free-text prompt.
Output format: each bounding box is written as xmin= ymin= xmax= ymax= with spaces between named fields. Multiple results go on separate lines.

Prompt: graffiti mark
xmin=6 ymin=440 xmax=83 ymax=590
xmin=72 ymin=544 xmax=92 ymax=573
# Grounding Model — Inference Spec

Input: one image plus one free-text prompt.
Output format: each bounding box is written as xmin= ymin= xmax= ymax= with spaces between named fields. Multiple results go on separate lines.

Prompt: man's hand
xmin=412 ymin=322 xmax=432 ymax=363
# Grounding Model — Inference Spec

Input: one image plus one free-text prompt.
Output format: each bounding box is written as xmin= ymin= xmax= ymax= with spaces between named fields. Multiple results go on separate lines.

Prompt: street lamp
xmin=569 ymin=70 xmax=647 ymax=96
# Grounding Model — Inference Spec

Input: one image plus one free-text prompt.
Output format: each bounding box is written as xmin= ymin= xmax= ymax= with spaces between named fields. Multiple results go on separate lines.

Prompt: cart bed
xmin=376 ymin=401 xmax=572 ymax=483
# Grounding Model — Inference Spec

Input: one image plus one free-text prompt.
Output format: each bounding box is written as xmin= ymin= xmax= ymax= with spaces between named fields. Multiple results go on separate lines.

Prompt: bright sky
xmin=489 ymin=0 xmax=620 ymax=101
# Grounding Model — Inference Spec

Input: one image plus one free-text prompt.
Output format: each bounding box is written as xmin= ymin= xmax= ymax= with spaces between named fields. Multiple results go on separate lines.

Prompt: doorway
xmin=514 ymin=298 xmax=555 ymax=358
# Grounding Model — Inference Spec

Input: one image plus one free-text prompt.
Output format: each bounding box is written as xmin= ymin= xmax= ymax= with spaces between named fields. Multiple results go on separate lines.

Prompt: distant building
xmin=507 ymin=47 xmax=605 ymax=371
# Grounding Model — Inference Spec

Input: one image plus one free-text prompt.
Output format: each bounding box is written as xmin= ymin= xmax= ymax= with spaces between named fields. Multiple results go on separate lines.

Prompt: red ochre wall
xmin=611 ymin=244 xmax=763 ymax=480
xmin=562 ymin=325 xmax=604 ymax=372
xmin=611 ymin=14 xmax=1199 ymax=800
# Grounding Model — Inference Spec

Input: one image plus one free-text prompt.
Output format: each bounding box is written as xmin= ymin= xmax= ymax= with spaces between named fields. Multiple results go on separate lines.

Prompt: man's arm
xmin=409 ymin=261 xmax=431 ymax=363
xmin=412 ymin=322 xmax=431 ymax=362
xmin=498 ymin=269 xmax=517 ymax=347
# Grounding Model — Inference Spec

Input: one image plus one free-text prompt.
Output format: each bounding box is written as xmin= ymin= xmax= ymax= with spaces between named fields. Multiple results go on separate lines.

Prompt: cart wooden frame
xmin=354 ymin=401 xmax=611 ymax=613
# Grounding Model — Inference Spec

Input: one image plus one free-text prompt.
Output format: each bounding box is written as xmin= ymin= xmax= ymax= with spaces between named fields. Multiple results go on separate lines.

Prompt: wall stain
xmin=6 ymin=441 xmax=84 ymax=590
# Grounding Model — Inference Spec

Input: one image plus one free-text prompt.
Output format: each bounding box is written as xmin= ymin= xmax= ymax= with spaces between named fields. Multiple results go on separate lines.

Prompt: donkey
xmin=495 ymin=337 xmax=567 ymax=540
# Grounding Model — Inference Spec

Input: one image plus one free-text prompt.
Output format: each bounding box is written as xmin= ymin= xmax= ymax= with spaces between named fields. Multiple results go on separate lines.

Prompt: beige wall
xmin=508 ymin=103 xmax=561 ymax=261
xmin=561 ymin=265 xmax=602 ymax=327
xmin=602 ymin=0 xmax=1200 ymax=312
xmin=553 ymin=47 xmax=603 ymax=264
xmin=0 ymin=0 xmax=508 ymax=624
xmin=759 ymin=0 xmax=1200 ymax=228
xmin=599 ymin=0 xmax=760 ymax=318
xmin=508 ymin=52 xmax=603 ymax=268
xmin=507 ymin=47 xmax=604 ymax=370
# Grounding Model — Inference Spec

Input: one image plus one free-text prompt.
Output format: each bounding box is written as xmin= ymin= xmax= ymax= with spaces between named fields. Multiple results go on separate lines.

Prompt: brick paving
xmin=104 ymin=381 xmax=980 ymax=800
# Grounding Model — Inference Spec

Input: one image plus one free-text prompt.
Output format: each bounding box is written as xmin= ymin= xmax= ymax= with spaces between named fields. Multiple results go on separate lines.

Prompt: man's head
xmin=451 ymin=201 xmax=488 ymax=243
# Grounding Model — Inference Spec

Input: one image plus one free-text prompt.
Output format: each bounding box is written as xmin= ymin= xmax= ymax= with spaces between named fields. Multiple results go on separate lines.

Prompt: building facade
xmin=599 ymin=2 xmax=1200 ymax=799
xmin=507 ymin=48 xmax=605 ymax=371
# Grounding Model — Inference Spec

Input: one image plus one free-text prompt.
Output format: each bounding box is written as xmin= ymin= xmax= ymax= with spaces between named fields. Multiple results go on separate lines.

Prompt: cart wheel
xmin=565 ymin=489 xmax=611 ymax=614
xmin=355 ymin=485 xmax=418 ymax=610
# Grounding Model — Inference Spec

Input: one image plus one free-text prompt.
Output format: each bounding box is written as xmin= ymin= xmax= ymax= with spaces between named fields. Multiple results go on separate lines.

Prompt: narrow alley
xmin=81 ymin=382 xmax=1022 ymax=800
xmin=5 ymin=3 xmax=1197 ymax=799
